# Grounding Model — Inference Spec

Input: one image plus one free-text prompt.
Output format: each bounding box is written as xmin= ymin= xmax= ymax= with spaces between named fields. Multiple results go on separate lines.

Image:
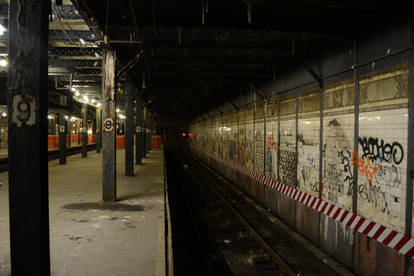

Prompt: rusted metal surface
xmin=135 ymin=94 xmax=143 ymax=164
xmin=96 ymin=108 xmax=102 ymax=153
xmin=81 ymin=103 xmax=88 ymax=158
xmin=58 ymin=110 xmax=67 ymax=164
xmin=102 ymin=49 xmax=117 ymax=202
xmin=125 ymin=81 xmax=134 ymax=176
xmin=8 ymin=0 xmax=51 ymax=274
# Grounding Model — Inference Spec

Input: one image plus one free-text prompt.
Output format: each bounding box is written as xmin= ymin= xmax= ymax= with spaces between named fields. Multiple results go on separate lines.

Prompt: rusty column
xmin=135 ymin=93 xmax=143 ymax=164
xmin=96 ymin=107 xmax=102 ymax=153
xmin=8 ymin=0 xmax=51 ymax=274
xmin=68 ymin=116 xmax=72 ymax=148
xmin=58 ymin=110 xmax=67 ymax=164
xmin=102 ymin=48 xmax=117 ymax=201
xmin=81 ymin=103 xmax=88 ymax=158
xmin=143 ymin=106 xmax=147 ymax=157
xmin=125 ymin=80 xmax=134 ymax=176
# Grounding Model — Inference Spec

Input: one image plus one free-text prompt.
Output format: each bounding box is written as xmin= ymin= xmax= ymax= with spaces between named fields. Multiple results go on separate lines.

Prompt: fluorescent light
xmin=1 ymin=112 xmax=6 ymax=117
xmin=71 ymin=87 xmax=76 ymax=91
xmin=47 ymin=115 xmax=53 ymax=120
xmin=0 ymin=24 xmax=7 ymax=36
xmin=64 ymin=115 xmax=68 ymax=120
xmin=0 ymin=58 xmax=7 ymax=67
xmin=75 ymin=91 xmax=80 ymax=97
xmin=91 ymin=99 xmax=96 ymax=104
xmin=116 ymin=108 xmax=120 ymax=113
xmin=79 ymin=37 xmax=86 ymax=45
xmin=96 ymin=102 xmax=101 ymax=107
xmin=83 ymin=95 xmax=89 ymax=102
xmin=94 ymin=52 xmax=101 ymax=59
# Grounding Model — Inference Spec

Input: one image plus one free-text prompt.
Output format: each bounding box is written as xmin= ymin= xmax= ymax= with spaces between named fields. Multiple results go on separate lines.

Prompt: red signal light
xmin=182 ymin=132 xmax=186 ymax=137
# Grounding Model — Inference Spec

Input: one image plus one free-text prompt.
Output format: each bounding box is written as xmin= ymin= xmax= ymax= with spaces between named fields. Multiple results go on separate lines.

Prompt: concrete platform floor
xmin=0 ymin=148 xmax=165 ymax=276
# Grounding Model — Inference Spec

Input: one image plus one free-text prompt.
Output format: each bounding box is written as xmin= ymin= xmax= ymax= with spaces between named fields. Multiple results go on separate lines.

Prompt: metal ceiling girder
xmin=51 ymin=4 xmax=82 ymax=20
xmin=48 ymin=30 xmax=99 ymax=41
xmin=49 ymin=47 xmax=98 ymax=56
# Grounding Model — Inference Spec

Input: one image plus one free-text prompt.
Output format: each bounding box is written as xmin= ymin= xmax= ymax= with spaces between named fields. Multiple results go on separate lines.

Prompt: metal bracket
xmin=298 ymin=58 xmax=323 ymax=89
xmin=230 ymin=100 xmax=239 ymax=112
xmin=249 ymin=82 xmax=265 ymax=99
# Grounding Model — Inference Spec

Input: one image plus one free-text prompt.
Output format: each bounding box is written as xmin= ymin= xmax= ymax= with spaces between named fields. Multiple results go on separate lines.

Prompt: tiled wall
xmin=189 ymin=65 xmax=410 ymax=235
xmin=297 ymin=91 xmax=320 ymax=198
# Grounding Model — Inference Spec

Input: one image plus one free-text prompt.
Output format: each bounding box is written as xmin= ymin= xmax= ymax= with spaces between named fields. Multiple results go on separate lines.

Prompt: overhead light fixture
xmin=79 ymin=37 xmax=86 ymax=45
xmin=0 ymin=58 xmax=8 ymax=67
xmin=0 ymin=24 xmax=7 ymax=36
xmin=1 ymin=112 xmax=6 ymax=117
xmin=64 ymin=115 xmax=69 ymax=120
xmin=47 ymin=115 xmax=53 ymax=120
xmin=83 ymin=95 xmax=89 ymax=102
xmin=94 ymin=52 xmax=101 ymax=59
xmin=116 ymin=108 xmax=120 ymax=113
xmin=96 ymin=102 xmax=102 ymax=107
xmin=75 ymin=91 xmax=80 ymax=97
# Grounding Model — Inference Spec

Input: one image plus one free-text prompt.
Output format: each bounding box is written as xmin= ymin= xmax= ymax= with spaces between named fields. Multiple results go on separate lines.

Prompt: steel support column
xmin=58 ymin=110 xmax=67 ymax=164
xmin=148 ymin=115 xmax=152 ymax=151
xmin=125 ymin=81 xmax=134 ymax=176
xmin=319 ymin=87 xmax=324 ymax=199
xmin=77 ymin=118 xmax=81 ymax=145
xmin=143 ymin=107 xmax=147 ymax=157
xmin=81 ymin=104 xmax=88 ymax=158
xmin=403 ymin=18 xmax=414 ymax=275
xmin=277 ymin=94 xmax=280 ymax=181
xmin=405 ymin=18 xmax=414 ymax=237
xmin=68 ymin=117 xmax=72 ymax=148
xmin=102 ymin=49 xmax=117 ymax=201
xmin=135 ymin=94 xmax=143 ymax=164
xmin=352 ymin=40 xmax=360 ymax=214
xmin=8 ymin=0 xmax=51 ymax=274
xmin=96 ymin=108 xmax=102 ymax=153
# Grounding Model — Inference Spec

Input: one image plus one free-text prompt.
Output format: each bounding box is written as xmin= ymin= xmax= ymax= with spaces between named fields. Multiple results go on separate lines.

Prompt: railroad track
xmin=172 ymin=149 xmax=353 ymax=276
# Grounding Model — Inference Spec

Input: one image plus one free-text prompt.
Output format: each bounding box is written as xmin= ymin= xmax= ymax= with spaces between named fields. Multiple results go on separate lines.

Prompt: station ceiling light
xmin=0 ymin=58 xmax=8 ymax=67
xmin=0 ymin=24 xmax=7 ymax=36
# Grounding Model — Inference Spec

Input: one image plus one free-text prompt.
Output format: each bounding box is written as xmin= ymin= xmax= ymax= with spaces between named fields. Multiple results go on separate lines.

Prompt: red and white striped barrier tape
xmin=191 ymin=146 xmax=414 ymax=258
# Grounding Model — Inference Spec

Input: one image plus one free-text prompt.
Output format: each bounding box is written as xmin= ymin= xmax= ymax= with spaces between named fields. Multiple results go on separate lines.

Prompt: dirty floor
xmin=0 ymin=148 xmax=165 ymax=276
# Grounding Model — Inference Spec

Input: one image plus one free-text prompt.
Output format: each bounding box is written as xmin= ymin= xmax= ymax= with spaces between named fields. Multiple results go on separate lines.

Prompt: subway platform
xmin=0 ymin=148 xmax=165 ymax=276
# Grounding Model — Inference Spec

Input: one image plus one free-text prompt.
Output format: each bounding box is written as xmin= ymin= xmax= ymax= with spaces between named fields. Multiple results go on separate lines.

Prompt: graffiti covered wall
xmin=322 ymin=81 xmax=355 ymax=210
xmin=189 ymin=65 xmax=411 ymax=235
xmin=255 ymin=105 xmax=265 ymax=174
xmin=297 ymin=91 xmax=320 ymax=197
xmin=279 ymin=97 xmax=297 ymax=187
xmin=357 ymin=68 xmax=408 ymax=232
xmin=266 ymin=99 xmax=278 ymax=179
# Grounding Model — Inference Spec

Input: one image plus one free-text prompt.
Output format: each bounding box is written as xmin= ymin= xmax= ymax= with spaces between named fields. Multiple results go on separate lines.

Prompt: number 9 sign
xmin=104 ymin=118 xmax=114 ymax=132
